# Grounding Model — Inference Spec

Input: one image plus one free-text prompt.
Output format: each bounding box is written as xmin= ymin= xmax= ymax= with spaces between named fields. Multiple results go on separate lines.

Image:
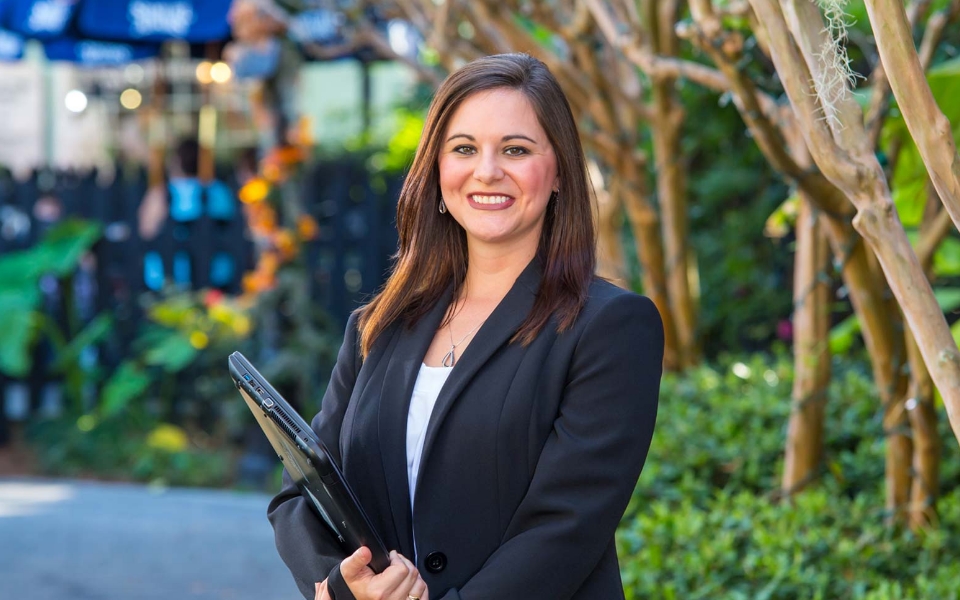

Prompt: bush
xmin=619 ymin=488 xmax=960 ymax=599
xmin=619 ymin=353 xmax=960 ymax=598
xmin=27 ymin=414 xmax=234 ymax=488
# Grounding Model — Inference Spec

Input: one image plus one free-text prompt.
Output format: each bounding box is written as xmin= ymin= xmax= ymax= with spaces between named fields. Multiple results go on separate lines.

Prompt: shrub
xmin=619 ymin=488 xmax=960 ymax=599
xmin=620 ymin=353 xmax=960 ymax=598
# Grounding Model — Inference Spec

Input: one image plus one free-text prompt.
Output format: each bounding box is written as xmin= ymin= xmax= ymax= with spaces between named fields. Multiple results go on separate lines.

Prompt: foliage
xmin=675 ymin=83 xmax=795 ymax=355
xmin=99 ymin=288 xmax=253 ymax=421
xmin=619 ymin=487 xmax=960 ymax=600
xmin=619 ymin=354 xmax=960 ymax=599
xmin=0 ymin=219 xmax=103 ymax=379
xmin=27 ymin=413 xmax=233 ymax=487
xmin=26 ymin=286 xmax=255 ymax=487
xmin=238 ymin=136 xmax=342 ymax=415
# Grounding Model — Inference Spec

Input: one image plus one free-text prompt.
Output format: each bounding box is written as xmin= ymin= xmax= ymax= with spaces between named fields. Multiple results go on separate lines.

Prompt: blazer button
xmin=424 ymin=551 xmax=447 ymax=573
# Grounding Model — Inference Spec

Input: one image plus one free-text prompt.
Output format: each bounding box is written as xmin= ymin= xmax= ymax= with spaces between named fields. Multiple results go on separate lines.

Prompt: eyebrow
xmin=445 ymin=133 xmax=540 ymax=144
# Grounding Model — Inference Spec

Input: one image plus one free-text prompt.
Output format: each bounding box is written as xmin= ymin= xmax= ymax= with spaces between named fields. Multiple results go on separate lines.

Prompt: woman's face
xmin=438 ymin=88 xmax=559 ymax=258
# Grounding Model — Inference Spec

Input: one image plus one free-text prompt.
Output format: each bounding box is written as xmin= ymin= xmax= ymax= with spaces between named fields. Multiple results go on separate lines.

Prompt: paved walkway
xmin=0 ymin=477 xmax=302 ymax=600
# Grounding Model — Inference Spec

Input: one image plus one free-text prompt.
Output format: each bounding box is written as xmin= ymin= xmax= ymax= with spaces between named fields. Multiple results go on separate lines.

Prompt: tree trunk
xmin=863 ymin=0 xmax=960 ymax=235
xmin=905 ymin=326 xmax=940 ymax=529
xmin=591 ymin=160 xmax=628 ymax=286
xmin=617 ymin=151 xmax=681 ymax=371
xmin=782 ymin=198 xmax=831 ymax=494
xmin=750 ymin=0 xmax=960 ymax=467
xmin=647 ymin=0 xmax=699 ymax=368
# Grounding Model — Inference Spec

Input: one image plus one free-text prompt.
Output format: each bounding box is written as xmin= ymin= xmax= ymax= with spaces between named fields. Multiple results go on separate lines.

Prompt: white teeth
xmin=471 ymin=195 xmax=511 ymax=205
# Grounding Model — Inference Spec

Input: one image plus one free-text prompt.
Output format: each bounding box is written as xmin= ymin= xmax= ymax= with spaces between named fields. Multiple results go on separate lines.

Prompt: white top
xmin=406 ymin=363 xmax=452 ymax=508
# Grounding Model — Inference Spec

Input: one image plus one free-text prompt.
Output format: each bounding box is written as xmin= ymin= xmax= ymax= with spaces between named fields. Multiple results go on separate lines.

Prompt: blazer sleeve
xmin=438 ymin=293 xmax=664 ymax=600
xmin=267 ymin=311 xmax=362 ymax=600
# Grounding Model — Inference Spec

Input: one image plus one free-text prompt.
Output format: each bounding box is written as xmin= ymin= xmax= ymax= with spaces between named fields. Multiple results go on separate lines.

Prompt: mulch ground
xmin=0 ymin=426 xmax=38 ymax=477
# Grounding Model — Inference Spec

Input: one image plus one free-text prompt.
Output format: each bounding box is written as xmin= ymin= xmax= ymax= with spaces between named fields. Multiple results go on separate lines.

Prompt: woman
xmin=269 ymin=53 xmax=664 ymax=600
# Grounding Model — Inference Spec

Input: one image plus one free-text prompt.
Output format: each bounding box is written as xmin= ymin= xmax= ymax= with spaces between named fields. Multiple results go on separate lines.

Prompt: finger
xmin=407 ymin=578 xmax=429 ymax=600
xmin=314 ymin=580 xmax=327 ymax=600
xmin=366 ymin=551 xmax=413 ymax=595
xmin=319 ymin=582 xmax=332 ymax=600
xmin=340 ymin=546 xmax=374 ymax=583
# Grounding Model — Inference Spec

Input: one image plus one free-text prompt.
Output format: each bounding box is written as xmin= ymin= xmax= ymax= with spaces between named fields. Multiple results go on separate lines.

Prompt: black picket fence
xmin=0 ymin=157 xmax=402 ymax=446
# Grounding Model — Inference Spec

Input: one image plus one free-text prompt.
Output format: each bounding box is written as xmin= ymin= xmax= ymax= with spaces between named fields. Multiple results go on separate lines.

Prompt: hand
xmin=315 ymin=580 xmax=331 ymax=600
xmin=341 ymin=547 xmax=429 ymax=600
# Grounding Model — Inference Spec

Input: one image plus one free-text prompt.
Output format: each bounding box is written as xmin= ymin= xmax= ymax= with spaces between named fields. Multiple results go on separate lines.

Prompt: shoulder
xmin=576 ymin=278 xmax=662 ymax=332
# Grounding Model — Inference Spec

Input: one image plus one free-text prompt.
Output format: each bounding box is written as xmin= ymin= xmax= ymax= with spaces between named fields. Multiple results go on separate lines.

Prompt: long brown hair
xmin=358 ymin=53 xmax=596 ymax=357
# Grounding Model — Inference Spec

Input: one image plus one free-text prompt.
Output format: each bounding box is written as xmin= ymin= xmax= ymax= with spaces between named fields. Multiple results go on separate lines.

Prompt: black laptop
xmin=228 ymin=351 xmax=390 ymax=573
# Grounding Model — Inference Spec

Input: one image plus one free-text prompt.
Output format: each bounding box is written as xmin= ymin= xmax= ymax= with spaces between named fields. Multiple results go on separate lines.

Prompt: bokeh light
xmin=64 ymin=90 xmax=88 ymax=113
xmin=210 ymin=61 xmax=232 ymax=84
xmin=119 ymin=88 xmax=142 ymax=110
xmin=196 ymin=60 xmax=213 ymax=84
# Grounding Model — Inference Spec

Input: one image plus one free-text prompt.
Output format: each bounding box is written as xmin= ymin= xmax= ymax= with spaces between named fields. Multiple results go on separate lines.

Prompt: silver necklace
xmin=441 ymin=317 xmax=486 ymax=367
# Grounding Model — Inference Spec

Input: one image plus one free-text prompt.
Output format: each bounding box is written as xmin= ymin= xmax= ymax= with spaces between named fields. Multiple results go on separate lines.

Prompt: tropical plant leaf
xmin=0 ymin=294 xmax=37 ymax=377
xmin=50 ymin=313 xmax=115 ymax=374
xmin=101 ymin=361 xmax=152 ymax=417
xmin=29 ymin=219 xmax=102 ymax=277
xmin=0 ymin=250 xmax=44 ymax=287
xmin=143 ymin=332 xmax=199 ymax=373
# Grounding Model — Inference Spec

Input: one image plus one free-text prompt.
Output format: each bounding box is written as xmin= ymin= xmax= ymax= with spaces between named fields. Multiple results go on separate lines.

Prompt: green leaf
xmin=29 ymin=219 xmax=102 ymax=277
xmin=0 ymin=250 xmax=44 ymax=287
xmin=143 ymin=333 xmax=199 ymax=373
xmin=933 ymin=238 xmax=960 ymax=277
xmin=891 ymin=176 xmax=926 ymax=228
xmin=829 ymin=313 xmax=861 ymax=355
xmin=50 ymin=313 xmax=115 ymax=374
xmin=101 ymin=361 xmax=152 ymax=417
xmin=935 ymin=287 xmax=960 ymax=313
xmin=883 ymin=56 xmax=960 ymax=228
xmin=0 ymin=294 xmax=37 ymax=377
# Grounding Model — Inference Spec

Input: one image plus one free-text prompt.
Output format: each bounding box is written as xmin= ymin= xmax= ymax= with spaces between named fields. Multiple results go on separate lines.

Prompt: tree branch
xmin=864 ymin=0 xmax=960 ymax=238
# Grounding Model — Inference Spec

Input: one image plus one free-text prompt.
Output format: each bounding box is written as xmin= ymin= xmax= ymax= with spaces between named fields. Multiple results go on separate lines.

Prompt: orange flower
xmin=259 ymin=251 xmax=280 ymax=275
xmin=273 ymin=229 xmax=298 ymax=261
xmin=239 ymin=178 xmax=270 ymax=204
xmin=242 ymin=270 xmax=276 ymax=295
xmin=274 ymin=145 xmax=307 ymax=165
xmin=297 ymin=214 xmax=319 ymax=241
xmin=247 ymin=203 xmax=278 ymax=237
xmin=262 ymin=162 xmax=284 ymax=183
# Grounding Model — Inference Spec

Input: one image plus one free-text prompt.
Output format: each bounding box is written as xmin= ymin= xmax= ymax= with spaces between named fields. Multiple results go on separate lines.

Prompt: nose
xmin=472 ymin=152 xmax=504 ymax=183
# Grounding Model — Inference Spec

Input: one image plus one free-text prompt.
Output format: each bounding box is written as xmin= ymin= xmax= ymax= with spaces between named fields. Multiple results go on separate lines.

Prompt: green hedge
xmin=618 ymin=354 xmax=960 ymax=598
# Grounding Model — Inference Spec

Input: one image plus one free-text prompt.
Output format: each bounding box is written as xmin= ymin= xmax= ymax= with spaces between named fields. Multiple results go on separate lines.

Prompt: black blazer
xmin=268 ymin=260 xmax=664 ymax=600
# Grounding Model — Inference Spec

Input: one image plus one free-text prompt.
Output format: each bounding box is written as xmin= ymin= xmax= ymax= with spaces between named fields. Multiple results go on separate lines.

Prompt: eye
xmin=504 ymin=146 xmax=529 ymax=156
xmin=452 ymin=145 xmax=476 ymax=155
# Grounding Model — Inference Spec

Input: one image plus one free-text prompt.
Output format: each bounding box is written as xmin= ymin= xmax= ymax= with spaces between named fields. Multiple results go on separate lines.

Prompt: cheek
xmin=438 ymin=157 xmax=465 ymax=191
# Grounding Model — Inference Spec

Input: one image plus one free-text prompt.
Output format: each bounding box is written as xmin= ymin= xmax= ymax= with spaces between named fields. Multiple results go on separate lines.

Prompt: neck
xmin=462 ymin=242 xmax=537 ymax=304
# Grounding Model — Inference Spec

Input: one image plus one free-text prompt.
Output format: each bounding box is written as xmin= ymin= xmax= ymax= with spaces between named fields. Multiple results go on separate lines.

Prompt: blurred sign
xmin=6 ymin=0 xmax=79 ymax=39
xmin=44 ymin=37 xmax=160 ymax=65
xmin=76 ymin=0 xmax=232 ymax=42
xmin=0 ymin=61 xmax=44 ymax=174
xmin=0 ymin=28 xmax=24 ymax=60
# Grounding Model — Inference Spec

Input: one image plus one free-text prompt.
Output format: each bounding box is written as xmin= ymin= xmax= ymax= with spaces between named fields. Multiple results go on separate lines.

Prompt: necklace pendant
xmin=441 ymin=347 xmax=456 ymax=368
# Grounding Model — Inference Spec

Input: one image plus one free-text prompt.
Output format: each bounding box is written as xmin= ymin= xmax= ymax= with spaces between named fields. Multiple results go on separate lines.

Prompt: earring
xmin=439 ymin=198 xmax=447 ymax=214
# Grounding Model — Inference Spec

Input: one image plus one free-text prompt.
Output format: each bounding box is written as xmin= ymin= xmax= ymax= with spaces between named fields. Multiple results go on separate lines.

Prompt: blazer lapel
xmin=414 ymin=259 xmax=542 ymax=501
xmin=377 ymin=288 xmax=452 ymax=556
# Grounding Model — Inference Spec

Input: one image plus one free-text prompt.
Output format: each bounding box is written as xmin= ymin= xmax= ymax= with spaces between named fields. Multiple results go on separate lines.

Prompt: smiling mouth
xmin=469 ymin=194 xmax=513 ymax=205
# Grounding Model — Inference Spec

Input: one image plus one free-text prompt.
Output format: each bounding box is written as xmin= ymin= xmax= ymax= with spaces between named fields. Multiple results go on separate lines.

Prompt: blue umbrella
xmin=76 ymin=0 xmax=233 ymax=43
xmin=5 ymin=0 xmax=79 ymax=39
xmin=44 ymin=36 xmax=160 ymax=65
xmin=0 ymin=27 xmax=24 ymax=60
xmin=2 ymin=0 xmax=161 ymax=65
